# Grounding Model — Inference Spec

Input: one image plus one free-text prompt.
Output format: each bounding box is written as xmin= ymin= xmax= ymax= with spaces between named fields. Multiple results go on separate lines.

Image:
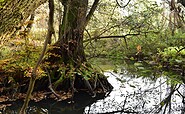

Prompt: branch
xmin=153 ymin=84 xmax=180 ymax=113
xmin=85 ymin=0 xmax=100 ymax=27
xmin=116 ymin=0 xmax=131 ymax=8
xmin=100 ymin=109 xmax=138 ymax=114
xmin=83 ymin=33 xmax=140 ymax=43
xmin=176 ymin=46 xmax=185 ymax=53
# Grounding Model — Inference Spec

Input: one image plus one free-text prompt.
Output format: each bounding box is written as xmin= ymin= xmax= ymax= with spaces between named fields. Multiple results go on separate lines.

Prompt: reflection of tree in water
xmin=2 ymin=71 xmax=185 ymax=114
xmin=85 ymin=72 xmax=185 ymax=114
xmin=1 ymin=92 xmax=107 ymax=114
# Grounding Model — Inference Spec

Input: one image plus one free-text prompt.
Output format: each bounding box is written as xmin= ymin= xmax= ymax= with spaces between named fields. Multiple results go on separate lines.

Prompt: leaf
xmin=175 ymin=59 xmax=182 ymax=63
xmin=84 ymin=75 xmax=90 ymax=80
xmin=130 ymin=57 xmax=135 ymax=60
xmin=137 ymin=67 xmax=145 ymax=70
xmin=113 ymin=69 xmax=118 ymax=73
xmin=160 ymin=101 xmax=165 ymax=106
xmin=134 ymin=62 xmax=143 ymax=67
xmin=0 ymin=0 xmax=4 ymax=3
xmin=116 ymin=77 xmax=126 ymax=83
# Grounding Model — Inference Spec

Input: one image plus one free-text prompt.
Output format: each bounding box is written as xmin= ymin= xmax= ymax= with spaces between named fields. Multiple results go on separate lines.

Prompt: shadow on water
xmin=0 ymin=92 xmax=107 ymax=114
xmin=1 ymin=58 xmax=185 ymax=114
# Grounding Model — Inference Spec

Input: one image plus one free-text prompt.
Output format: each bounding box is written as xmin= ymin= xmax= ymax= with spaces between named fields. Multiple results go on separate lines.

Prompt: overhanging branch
xmin=83 ymin=33 xmax=140 ymax=43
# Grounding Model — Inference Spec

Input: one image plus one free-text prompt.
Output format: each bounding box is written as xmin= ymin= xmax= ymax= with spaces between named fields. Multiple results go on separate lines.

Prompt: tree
xmin=0 ymin=0 xmax=113 ymax=113
xmin=42 ymin=0 xmax=113 ymax=95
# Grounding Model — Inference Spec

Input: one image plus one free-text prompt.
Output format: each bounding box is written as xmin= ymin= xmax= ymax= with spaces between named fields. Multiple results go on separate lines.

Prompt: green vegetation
xmin=0 ymin=0 xmax=185 ymax=113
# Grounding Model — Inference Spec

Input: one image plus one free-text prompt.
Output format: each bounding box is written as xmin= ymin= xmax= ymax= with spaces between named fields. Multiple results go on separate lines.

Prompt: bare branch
xmin=116 ymin=0 xmax=131 ymax=8
xmin=83 ymin=33 xmax=140 ymax=43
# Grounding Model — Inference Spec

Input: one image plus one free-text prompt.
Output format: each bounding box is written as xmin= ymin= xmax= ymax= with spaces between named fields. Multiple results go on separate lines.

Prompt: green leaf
xmin=134 ymin=62 xmax=143 ymax=67
xmin=160 ymin=101 xmax=165 ymax=106
xmin=130 ymin=57 xmax=135 ymax=60
xmin=0 ymin=0 xmax=4 ymax=3
xmin=175 ymin=59 xmax=182 ymax=63
xmin=84 ymin=75 xmax=90 ymax=80
xmin=113 ymin=69 xmax=118 ymax=73
xmin=116 ymin=77 xmax=126 ymax=83
xmin=137 ymin=67 xmax=145 ymax=70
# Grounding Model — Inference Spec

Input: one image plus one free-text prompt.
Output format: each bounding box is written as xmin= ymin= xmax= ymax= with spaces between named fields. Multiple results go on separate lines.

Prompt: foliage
xmin=158 ymin=46 xmax=185 ymax=66
xmin=85 ymin=0 xmax=165 ymax=60
xmin=0 ymin=30 xmax=46 ymax=77
xmin=0 ymin=0 xmax=184 ymax=83
xmin=0 ymin=0 xmax=4 ymax=2
xmin=1 ymin=1 xmax=185 ymax=114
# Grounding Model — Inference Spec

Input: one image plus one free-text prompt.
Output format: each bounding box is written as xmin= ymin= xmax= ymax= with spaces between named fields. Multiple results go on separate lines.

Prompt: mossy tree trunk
xmin=57 ymin=0 xmax=87 ymax=65
xmin=41 ymin=0 xmax=113 ymax=95
xmin=0 ymin=0 xmax=47 ymax=37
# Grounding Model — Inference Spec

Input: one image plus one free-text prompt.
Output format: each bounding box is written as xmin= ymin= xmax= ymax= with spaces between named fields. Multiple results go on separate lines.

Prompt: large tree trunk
xmin=0 ymin=0 xmax=47 ymax=36
xmin=57 ymin=0 xmax=87 ymax=65
xmin=41 ymin=0 xmax=113 ymax=95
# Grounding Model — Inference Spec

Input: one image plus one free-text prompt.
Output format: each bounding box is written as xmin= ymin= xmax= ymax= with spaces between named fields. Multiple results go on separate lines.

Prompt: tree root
xmin=93 ymin=76 xmax=97 ymax=90
xmin=97 ymin=78 xmax=106 ymax=93
xmin=45 ymin=68 xmax=60 ymax=99
xmin=83 ymin=79 xmax=96 ymax=97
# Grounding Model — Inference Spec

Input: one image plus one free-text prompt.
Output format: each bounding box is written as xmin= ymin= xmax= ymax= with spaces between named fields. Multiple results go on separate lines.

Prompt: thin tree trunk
xmin=19 ymin=0 xmax=54 ymax=113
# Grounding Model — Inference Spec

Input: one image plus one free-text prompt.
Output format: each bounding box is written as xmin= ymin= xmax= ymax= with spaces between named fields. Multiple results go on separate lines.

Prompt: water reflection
xmin=1 ymin=92 xmax=106 ymax=114
xmin=1 ymin=68 xmax=185 ymax=114
xmin=85 ymin=71 xmax=185 ymax=114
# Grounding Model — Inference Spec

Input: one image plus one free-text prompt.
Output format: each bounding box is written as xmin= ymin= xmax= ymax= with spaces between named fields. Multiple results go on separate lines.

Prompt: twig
xmin=116 ymin=0 xmax=131 ymax=8
xmin=123 ymin=95 xmax=128 ymax=110
xmin=83 ymin=33 xmax=140 ymax=43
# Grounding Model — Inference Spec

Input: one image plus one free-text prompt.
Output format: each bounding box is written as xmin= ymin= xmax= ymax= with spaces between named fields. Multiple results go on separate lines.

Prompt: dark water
xmin=1 ymin=61 xmax=185 ymax=114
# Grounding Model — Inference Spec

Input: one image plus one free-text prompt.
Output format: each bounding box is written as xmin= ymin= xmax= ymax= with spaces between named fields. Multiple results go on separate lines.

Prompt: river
xmin=1 ymin=59 xmax=185 ymax=114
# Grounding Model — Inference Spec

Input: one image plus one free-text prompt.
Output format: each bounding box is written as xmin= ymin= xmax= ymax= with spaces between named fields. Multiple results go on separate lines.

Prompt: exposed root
xmin=97 ymin=78 xmax=106 ymax=93
xmin=0 ymin=62 xmax=113 ymax=102
xmin=83 ymin=79 xmax=96 ymax=97
xmin=45 ymin=68 xmax=60 ymax=99
xmin=69 ymin=75 xmax=77 ymax=102
xmin=93 ymin=76 xmax=97 ymax=90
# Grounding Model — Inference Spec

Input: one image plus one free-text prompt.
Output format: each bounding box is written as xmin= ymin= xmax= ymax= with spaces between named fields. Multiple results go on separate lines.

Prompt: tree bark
xmin=42 ymin=0 xmax=113 ymax=95
xmin=59 ymin=0 xmax=87 ymax=64
xmin=0 ymin=0 xmax=47 ymax=36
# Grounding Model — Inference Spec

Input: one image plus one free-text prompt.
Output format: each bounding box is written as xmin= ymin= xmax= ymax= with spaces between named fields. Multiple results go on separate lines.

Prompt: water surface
xmin=1 ymin=60 xmax=185 ymax=114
